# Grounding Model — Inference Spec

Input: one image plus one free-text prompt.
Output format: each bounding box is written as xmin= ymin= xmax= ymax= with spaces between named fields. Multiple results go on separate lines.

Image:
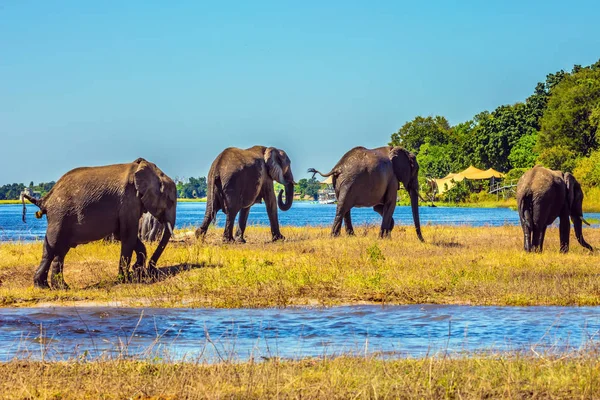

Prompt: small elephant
xmin=22 ymin=158 xmax=177 ymax=289
xmin=196 ymin=146 xmax=294 ymax=242
xmin=516 ymin=165 xmax=593 ymax=253
xmin=309 ymin=146 xmax=423 ymax=240
xmin=139 ymin=212 xmax=165 ymax=242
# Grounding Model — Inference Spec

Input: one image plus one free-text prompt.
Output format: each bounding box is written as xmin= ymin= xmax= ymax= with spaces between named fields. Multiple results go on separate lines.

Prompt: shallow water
xmin=1 ymin=305 xmax=599 ymax=362
xmin=3 ymin=202 xmax=598 ymax=242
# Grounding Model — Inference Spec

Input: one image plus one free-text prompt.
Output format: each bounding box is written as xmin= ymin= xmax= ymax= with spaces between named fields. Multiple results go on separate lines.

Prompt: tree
xmin=416 ymin=143 xmax=454 ymax=178
xmin=538 ymin=68 xmax=600 ymax=157
xmin=389 ymin=116 xmax=451 ymax=153
xmin=573 ymin=149 xmax=600 ymax=188
xmin=536 ymin=145 xmax=577 ymax=172
xmin=295 ymin=177 xmax=320 ymax=200
xmin=177 ymin=176 xmax=208 ymax=198
xmin=508 ymin=133 xmax=538 ymax=169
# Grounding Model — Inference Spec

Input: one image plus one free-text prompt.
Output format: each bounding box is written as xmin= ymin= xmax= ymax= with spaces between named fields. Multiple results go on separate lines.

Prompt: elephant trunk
xmin=148 ymin=212 xmax=176 ymax=272
xmin=278 ymin=181 xmax=294 ymax=211
xmin=409 ymin=188 xmax=424 ymax=242
xmin=573 ymin=216 xmax=593 ymax=251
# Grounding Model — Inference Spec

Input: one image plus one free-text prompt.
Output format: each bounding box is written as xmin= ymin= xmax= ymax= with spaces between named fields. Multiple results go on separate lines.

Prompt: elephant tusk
xmin=581 ymin=216 xmax=591 ymax=226
xmin=167 ymin=222 xmax=174 ymax=236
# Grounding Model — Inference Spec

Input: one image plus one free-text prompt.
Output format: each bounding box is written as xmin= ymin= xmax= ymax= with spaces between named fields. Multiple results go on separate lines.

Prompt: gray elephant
xmin=21 ymin=158 xmax=177 ymax=289
xmin=196 ymin=146 xmax=294 ymax=242
xmin=139 ymin=212 xmax=164 ymax=242
xmin=516 ymin=165 xmax=593 ymax=253
xmin=309 ymin=146 xmax=423 ymax=240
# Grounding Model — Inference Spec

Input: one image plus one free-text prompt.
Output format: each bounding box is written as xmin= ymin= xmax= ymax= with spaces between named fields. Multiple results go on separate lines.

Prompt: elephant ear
xmin=264 ymin=147 xmax=285 ymax=183
xmin=389 ymin=146 xmax=418 ymax=190
xmin=134 ymin=160 xmax=164 ymax=217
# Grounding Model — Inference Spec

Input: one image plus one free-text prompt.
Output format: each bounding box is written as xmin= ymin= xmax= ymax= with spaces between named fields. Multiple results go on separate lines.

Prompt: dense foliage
xmin=295 ymin=177 xmax=321 ymax=200
xmin=176 ymin=177 xmax=207 ymax=199
xmin=390 ymin=59 xmax=600 ymax=200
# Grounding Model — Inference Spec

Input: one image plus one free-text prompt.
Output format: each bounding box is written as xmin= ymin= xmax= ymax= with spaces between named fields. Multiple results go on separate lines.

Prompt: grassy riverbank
xmin=1 ymin=225 xmax=599 ymax=307
xmin=1 ymin=354 xmax=599 ymax=399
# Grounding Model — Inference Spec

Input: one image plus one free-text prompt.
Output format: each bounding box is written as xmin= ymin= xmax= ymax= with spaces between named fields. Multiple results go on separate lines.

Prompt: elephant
xmin=139 ymin=212 xmax=164 ymax=242
xmin=516 ymin=165 xmax=593 ymax=253
xmin=308 ymin=146 xmax=424 ymax=241
xmin=21 ymin=158 xmax=177 ymax=289
xmin=196 ymin=146 xmax=294 ymax=242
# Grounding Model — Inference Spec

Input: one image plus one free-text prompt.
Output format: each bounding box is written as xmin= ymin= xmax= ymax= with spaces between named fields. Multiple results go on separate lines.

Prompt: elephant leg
xmin=539 ymin=226 xmax=548 ymax=253
xmin=531 ymin=226 xmax=542 ymax=253
xmin=331 ymin=201 xmax=350 ymax=237
xmin=373 ymin=204 xmax=395 ymax=235
xmin=344 ymin=211 xmax=354 ymax=236
xmin=34 ymin=235 xmax=56 ymax=289
xmin=558 ymin=212 xmax=570 ymax=253
xmin=235 ymin=207 xmax=250 ymax=243
xmin=133 ymin=238 xmax=152 ymax=282
xmin=50 ymin=250 xmax=70 ymax=290
xmin=262 ymin=185 xmax=284 ymax=241
xmin=133 ymin=239 xmax=147 ymax=270
xmin=223 ymin=210 xmax=238 ymax=243
xmin=521 ymin=220 xmax=532 ymax=252
xmin=380 ymin=201 xmax=396 ymax=238
xmin=118 ymin=236 xmax=137 ymax=283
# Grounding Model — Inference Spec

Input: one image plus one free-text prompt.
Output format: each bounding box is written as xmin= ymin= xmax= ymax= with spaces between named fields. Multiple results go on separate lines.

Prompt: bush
xmin=574 ymin=150 xmax=600 ymax=188
xmin=505 ymin=168 xmax=529 ymax=183
xmin=442 ymin=180 xmax=471 ymax=203
xmin=536 ymin=145 xmax=577 ymax=172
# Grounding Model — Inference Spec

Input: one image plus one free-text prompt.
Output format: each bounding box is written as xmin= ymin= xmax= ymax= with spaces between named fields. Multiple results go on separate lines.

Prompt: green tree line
xmin=0 ymin=181 xmax=55 ymax=200
xmin=390 ymin=58 xmax=600 ymax=200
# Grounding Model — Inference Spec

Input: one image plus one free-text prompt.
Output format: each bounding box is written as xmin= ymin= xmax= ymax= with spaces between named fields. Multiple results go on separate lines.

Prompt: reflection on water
xmin=3 ymin=202 xmax=599 ymax=242
xmin=0 ymin=305 xmax=599 ymax=362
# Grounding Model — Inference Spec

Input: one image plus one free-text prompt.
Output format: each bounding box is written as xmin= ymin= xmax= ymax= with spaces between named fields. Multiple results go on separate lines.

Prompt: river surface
xmin=2 ymin=202 xmax=599 ymax=241
xmin=0 ymin=305 xmax=598 ymax=362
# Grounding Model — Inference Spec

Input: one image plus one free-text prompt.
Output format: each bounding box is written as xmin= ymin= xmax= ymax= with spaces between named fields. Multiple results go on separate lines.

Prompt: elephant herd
xmin=20 ymin=146 xmax=594 ymax=289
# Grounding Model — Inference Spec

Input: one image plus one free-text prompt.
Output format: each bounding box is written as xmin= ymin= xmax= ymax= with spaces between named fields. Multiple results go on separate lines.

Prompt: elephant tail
xmin=307 ymin=168 xmax=337 ymax=179
xmin=519 ymin=195 xmax=532 ymax=230
xmin=21 ymin=193 xmax=45 ymax=223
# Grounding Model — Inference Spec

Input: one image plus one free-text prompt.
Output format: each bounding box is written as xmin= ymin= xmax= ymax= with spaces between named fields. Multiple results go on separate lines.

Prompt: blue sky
xmin=1 ymin=0 xmax=599 ymax=184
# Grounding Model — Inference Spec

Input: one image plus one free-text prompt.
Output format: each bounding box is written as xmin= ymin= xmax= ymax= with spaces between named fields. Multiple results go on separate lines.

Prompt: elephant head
xmin=264 ymin=147 xmax=295 ymax=211
xmin=564 ymin=172 xmax=593 ymax=250
xmin=389 ymin=146 xmax=424 ymax=242
xmin=133 ymin=158 xmax=178 ymax=268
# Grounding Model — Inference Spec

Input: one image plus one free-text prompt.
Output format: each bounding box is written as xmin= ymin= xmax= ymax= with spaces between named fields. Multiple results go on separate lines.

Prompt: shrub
xmin=574 ymin=150 xmax=600 ymax=188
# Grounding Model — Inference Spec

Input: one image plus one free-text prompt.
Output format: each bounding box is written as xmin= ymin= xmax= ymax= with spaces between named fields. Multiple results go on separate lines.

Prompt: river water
xmin=2 ymin=202 xmax=599 ymax=241
xmin=1 ymin=305 xmax=599 ymax=362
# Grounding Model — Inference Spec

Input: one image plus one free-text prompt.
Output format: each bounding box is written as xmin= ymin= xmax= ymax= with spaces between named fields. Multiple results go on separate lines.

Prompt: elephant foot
xmin=51 ymin=275 xmax=70 ymax=290
xmin=345 ymin=230 xmax=355 ymax=236
xmin=271 ymin=233 xmax=285 ymax=242
xmin=34 ymin=280 xmax=50 ymax=289
xmin=379 ymin=230 xmax=392 ymax=239
xmin=222 ymin=236 xmax=236 ymax=244
xmin=195 ymin=227 xmax=207 ymax=239
xmin=235 ymin=237 xmax=246 ymax=244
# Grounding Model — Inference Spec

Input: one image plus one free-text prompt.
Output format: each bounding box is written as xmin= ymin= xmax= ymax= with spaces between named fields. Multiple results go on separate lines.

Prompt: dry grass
xmin=1 ymin=353 xmax=599 ymax=399
xmin=0 ymin=225 xmax=599 ymax=308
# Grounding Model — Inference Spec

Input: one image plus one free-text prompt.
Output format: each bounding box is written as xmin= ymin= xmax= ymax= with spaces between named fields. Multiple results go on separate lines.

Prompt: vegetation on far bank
xmin=0 ymin=225 xmax=599 ymax=308
xmin=2 ymin=353 xmax=600 ymax=399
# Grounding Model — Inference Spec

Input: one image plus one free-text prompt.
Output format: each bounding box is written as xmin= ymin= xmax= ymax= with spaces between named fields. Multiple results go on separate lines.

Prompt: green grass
xmin=1 ymin=225 xmax=599 ymax=308
xmin=2 ymin=353 xmax=599 ymax=399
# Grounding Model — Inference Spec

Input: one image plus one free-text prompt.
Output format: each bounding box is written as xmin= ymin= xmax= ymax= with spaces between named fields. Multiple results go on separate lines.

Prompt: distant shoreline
xmin=3 ymin=198 xmax=599 ymax=213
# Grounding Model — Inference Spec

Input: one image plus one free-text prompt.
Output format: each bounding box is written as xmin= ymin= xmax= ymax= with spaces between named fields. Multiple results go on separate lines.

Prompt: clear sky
xmin=1 ymin=0 xmax=599 ymax=185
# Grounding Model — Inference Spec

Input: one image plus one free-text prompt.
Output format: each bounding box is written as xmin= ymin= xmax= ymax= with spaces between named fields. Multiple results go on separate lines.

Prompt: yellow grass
xmin=0 ymin=225 xmax=599 ymax=307
xmin=1 ymin=354 xmax=599 ymax=399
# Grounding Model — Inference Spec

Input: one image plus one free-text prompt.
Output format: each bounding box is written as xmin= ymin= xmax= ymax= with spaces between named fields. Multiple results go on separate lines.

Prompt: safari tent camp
xmin=431 ymin=165 xmax=505 ymax=195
